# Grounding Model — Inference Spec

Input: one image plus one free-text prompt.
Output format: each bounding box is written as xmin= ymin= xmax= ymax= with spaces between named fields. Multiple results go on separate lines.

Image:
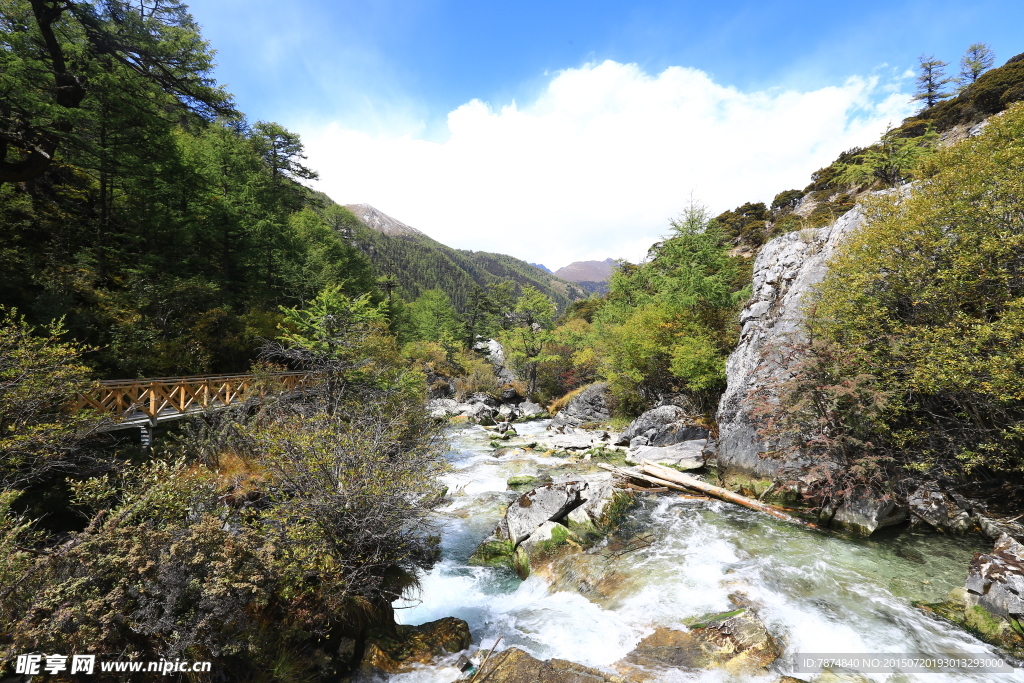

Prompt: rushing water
xmin=391 ymin=421 xmax=1023 ymax=682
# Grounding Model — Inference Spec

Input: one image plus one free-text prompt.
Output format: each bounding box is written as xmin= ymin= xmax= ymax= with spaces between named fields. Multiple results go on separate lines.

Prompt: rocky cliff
xmin=715 ymin=202 xmax=870 ymax=481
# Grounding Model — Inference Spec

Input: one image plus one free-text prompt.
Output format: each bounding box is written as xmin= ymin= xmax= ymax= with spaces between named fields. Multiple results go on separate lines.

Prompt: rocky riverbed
xmin=354 ymin=419 xmax=1022 ymax=683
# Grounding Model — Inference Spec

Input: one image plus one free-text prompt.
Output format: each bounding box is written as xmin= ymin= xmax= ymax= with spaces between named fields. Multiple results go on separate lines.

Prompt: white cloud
xmin=301 ymin=60 xmax=913 ymax=270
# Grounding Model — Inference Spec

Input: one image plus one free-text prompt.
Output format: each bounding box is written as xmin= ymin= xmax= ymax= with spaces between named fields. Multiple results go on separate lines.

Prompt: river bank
xmin=363 ymin=419 xmax=1021 ymax=683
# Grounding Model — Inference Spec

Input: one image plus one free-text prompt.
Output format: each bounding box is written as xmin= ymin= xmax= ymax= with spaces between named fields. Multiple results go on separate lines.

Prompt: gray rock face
xmin=965 ymin=533 xmax=1024 ymax=621
xmin=474 ymin=338 xmax=518 ymax=384
xmin=519 ymin=401 xmax=544 ymax=417
xmin=715 ymin=204 xmax=871 ymax=480
xmin=828 ymin=488 xmax=907 ymax=536
xmin=615 ymin=405 xmax=710 ymax=447
xmin=464 ymin=402 xmax=495 ymax=423
xmin=549 ymin=383 xmax=611 ymax=431
xmin=517 ymin=520 xmax=564 ymax=553
xmin=565 ymin=478 xmax=620 ymax=527
xmin=426 ymin=398 xmax=460 ymax=418
xmin=486 ymin=477 xmax=627 ymax=556
xmin=626 ymin=441 xmax=706 ymax=469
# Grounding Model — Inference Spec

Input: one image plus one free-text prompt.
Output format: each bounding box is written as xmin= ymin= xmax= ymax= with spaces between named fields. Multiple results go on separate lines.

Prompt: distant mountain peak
xmin=554 ymin=258 xmax=617 ymax=283
xmin=345 ymin=204 xmax=425 ymax=237
xmin=530 ymin=262 xmax=552 ymax=273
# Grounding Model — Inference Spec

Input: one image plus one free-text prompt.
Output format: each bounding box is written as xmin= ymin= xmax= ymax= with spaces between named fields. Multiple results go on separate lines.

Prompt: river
xmin=390 ymin=420 xmax=1022 ymax=682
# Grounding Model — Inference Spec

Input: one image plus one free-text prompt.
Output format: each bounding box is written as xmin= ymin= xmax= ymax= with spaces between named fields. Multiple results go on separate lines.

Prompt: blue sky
xmin=185 ymin=0 xmax=1023 ymax=268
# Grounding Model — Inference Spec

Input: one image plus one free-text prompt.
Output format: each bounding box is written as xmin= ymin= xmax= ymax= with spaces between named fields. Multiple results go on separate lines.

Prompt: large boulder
xmin=826 ymin=488 xmax=907 ymax=536
xmin=715 ymin=204 xmax=872 ymax=480
xmin=519 ymin=401 xmax=545 ymax=417
xmin=464 ymin=402 xmax=496 ymax=423
xmin=499 ymin=482 xmax=588 ymax=545
xmin=469 ymin=392 xmax=501 ymax=408
xmin=613 ymin=609 xmax=779 ymax=677
xmin=965 ymin=533 xmax=1024 ymax=623
xmin=565 ymin=477 xmax=625 ymax=529
xmin=616 ymin=405 xmax=709 ymax=447
xmin=473 ymin=647 xmax=625 ymax=683
xmin=427 ymin=398 xmax=460 ymax=418
xmin=550 ymin=383 xmax=611 ymax=432
xmin=907 ymin=481 xmax=974 ymax=534
xmin=501 ymin=386 xmax=524 ymax=404
xmin=359 ymin=617 xmax=471 ymax=675
xmin=626 ymin=441 xmax=705 ymax=468
xmin=471 ymin=478 xmax=633 ymax=578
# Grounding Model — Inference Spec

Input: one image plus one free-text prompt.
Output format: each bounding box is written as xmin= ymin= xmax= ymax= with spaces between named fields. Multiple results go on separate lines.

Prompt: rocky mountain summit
xmin=553 ymin=258 xmax=617 ymax=283
xmin=344 ymin=203 xmax=425 ymax=237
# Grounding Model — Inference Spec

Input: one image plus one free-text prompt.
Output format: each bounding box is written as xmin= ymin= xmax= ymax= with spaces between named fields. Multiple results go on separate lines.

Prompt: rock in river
xmin=613 ymin=608 xmax=779 ymax=677
xmin=825 ymin=487 xmax=907 ymax=536
xmin=474 ymin=647 xmax=626 ymax=683
xmin=471 ymin=477 xmax=634 ymax=578
xmin=359 ymin=617 xmax=471 ymax=675
xmin=965 ymin=533 xmax=1024 ymax=624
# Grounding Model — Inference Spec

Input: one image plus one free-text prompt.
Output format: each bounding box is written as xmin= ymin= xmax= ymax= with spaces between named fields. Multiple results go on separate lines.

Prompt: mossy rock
xmin=362 ymin=617 xmax=472 ymax=674
xmin=511 ymin=546 xmax=531 ymax=579
xmin=718 ymin=472 xmax=801 ymax=506
xmin=916 ymin=595 xmax=1024 ymax=658
xmin=468 ymin=539 xmax=515 ymax=570
xmin=533 ymin=523 xmax=578 ymax=556
xmin=682 ymin=608 xmax=747 ymax=629
xmin=507 ymin=476 xmax=539 ymax=492
xmin=584 ymin=447 xmax=628 ymax=467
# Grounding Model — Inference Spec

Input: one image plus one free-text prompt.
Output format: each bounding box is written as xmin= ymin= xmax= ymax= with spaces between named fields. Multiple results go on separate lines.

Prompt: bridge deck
xmin=76 ymin=372 xmax=312 ymax=429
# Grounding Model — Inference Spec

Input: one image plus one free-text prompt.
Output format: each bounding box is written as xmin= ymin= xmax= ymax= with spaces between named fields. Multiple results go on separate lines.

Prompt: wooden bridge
xmin=76 ymin=372 xmax=313 ymax=443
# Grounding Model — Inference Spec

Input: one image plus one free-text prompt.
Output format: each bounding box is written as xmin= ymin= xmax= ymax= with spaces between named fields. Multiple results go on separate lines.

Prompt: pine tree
xmin=958 ymin=43 xmax=995 ymax=88
xmin=912 ymin=55 xmax=953 ymax=109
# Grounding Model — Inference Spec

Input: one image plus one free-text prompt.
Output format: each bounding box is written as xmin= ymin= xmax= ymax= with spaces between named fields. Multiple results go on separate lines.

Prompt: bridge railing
xmin=75 ymin=371 xmax=314 ymax=423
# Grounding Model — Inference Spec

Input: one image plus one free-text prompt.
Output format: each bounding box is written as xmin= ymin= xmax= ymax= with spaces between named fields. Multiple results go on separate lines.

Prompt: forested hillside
xmin=0 ymin=2 xmax=380 ymax=379
xmin=326 ymin=198 xmax=587 ymax=313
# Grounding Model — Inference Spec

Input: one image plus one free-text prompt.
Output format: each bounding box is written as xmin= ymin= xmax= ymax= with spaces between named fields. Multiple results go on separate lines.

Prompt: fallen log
xmin=626 ymin=483 xmax=669 ymax=493
xmin=639 ymin=460 xmax=825 ymax=531
xmin=596 ymin=463 xmax=692 ymax=493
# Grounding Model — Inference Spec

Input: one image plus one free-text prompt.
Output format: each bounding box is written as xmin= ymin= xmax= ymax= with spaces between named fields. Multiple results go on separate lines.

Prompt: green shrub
xmin=804 ymin=102 xmax=1024 ymax=479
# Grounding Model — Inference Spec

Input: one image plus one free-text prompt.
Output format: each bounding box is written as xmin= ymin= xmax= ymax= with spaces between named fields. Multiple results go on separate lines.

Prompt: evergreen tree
xmin=913 ymin=55 xmax=953 ymax=109
xmin=405 ymin=289 xmax=461 ymax=347
xmin=958 ymin=43 xmax=995 ymax=88
xmin=501 ymin=286 xmax=557 ymax=397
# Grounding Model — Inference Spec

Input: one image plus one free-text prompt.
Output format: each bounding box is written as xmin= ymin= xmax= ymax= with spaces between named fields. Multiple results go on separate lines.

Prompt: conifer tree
xmin=912 ymin=55 xmax=953 ymax=109
xmin=957 ymin=43 xmax=995 ymax=88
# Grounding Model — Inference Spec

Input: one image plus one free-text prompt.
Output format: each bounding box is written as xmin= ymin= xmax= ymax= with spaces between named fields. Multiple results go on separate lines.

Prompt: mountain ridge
xmin=323 ymin=198 xmax=588 ymax=313
xmin=554 ymin=258 xmax=617 ymax=283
